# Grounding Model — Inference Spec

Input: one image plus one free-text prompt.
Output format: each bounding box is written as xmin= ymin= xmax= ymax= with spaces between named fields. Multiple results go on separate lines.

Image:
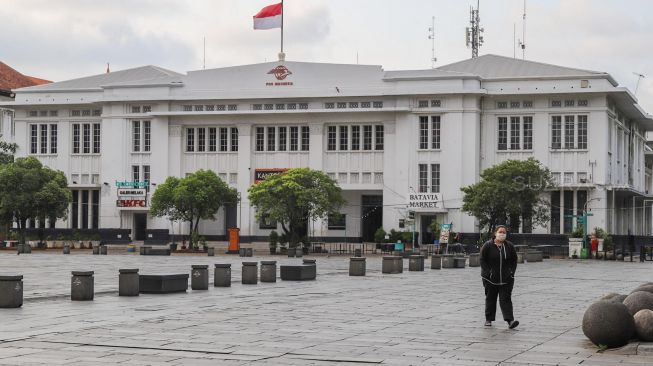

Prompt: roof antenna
xmin=633 ymin=72 xmax=645 ymax=96
xmin=106 ymin=63 xmax=110 ymax=73
xmin=203 ymin=36 xmax=206 ymax=69
xmin=518 ymin=0 xmax=526 ymax=59
xmin=465 ymin=0 xmax=484 ymax=58
xmin=513 ymin=23 xmax=516 ymax=58
xmin=428 ymin=16 xmax=437 ymax=68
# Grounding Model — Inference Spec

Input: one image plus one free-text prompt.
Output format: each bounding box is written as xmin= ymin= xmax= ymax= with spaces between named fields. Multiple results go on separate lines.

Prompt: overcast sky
xmin=2 ymin=0 xmax=652 ymax=112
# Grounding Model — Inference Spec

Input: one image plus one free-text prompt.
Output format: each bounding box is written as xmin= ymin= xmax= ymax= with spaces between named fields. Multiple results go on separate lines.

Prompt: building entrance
xmin=133 ymin=213 xmax=147 ymax=241
xmin=361 ymin=195 xmax=383 ymax=242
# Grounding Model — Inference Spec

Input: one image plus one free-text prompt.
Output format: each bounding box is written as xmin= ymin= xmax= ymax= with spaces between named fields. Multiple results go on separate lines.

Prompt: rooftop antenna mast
xmin=634 ymin=72 xmax=646 ymax=96
xmin=518 ymin=0 xmax=526 ymax=59
xmin=428 ymin=16 xmax=437 ymax=68
xmin=465 ymin=0 xmax=484 ymax=58
xmin=203 ymin=36 xmax=206 ymax=69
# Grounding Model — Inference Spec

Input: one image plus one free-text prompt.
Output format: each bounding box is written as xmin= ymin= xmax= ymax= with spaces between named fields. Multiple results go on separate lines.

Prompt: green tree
xmin=150 ymin=170 xmax=237 ymax=248
xmin=0 ymin=139 xmax=18 ymax=165
xmin=0 ymin=157 xmax=71 ymax=243
xmin=248 ymin=168 xmax=345 ymax=247
xmin=461 ymin=158 xmax=554 ymax=234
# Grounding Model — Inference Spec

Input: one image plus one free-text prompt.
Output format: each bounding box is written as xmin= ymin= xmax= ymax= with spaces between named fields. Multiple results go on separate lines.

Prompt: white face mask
xmin=496 ymin=233 xmax=507 ymax=241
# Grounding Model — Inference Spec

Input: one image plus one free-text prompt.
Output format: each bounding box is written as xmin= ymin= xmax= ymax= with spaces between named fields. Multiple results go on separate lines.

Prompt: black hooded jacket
xmin=480 ymin=240 xmax=517 ymax=285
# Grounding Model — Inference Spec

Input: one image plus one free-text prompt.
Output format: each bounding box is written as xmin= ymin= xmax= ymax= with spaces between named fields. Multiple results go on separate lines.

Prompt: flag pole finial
xmin=278 ymin=52 xmax=285 ymax=62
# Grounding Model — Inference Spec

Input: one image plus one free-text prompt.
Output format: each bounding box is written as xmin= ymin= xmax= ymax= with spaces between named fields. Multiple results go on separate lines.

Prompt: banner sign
xmin=116 ymin=199 xmax=147 ymax=208
xmin=115 ymin=181 xmax=149 ymax=188
xmin=408 ymin=193 xmax=442 ymax=210
xmin=117 ymin=188 xmax=147 ymax=197
xmin=439 ymin=223 xmax=452 ymax=244
xmin=254 ymin=169 xmax=287 ymax=183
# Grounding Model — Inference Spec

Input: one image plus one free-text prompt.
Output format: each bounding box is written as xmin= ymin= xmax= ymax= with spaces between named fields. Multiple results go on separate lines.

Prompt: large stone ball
xmin=632 ymin=284 xmax=653 ymax=295
xmin=634 ymin=309 xmax=653 ymax=341
xmin=610 ymin=295 xmax=628 ymax=304
xmin=601 ymin=293 xmax=620 ymax=301
xmin=582 ymin=301 xmax=634 ymax=348
xmin=601 ymin=293 xmax=627 ymax=303
xmin=623 ymin=291 xmax=653 ymax=315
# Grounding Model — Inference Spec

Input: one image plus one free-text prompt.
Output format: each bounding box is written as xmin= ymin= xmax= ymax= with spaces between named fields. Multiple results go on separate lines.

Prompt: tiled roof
xmin=0 ymin=62 xmax=51 ymax=91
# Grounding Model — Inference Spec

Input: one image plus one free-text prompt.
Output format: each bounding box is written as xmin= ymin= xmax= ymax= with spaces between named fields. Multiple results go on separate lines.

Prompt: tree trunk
xmin=188 ymin=220 xmax=193 ymax=248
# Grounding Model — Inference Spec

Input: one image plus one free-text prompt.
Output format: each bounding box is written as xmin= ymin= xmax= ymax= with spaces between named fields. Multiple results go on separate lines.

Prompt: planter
xmin=568 ymin=238 xmax=583 ymax=259
xmin=280 ymin=247 xmax=287 ymax=255
xmin=169 ymin=243 xmax=178 ymax=252
xmin=269 ymin=247 xmax=277 ymax=255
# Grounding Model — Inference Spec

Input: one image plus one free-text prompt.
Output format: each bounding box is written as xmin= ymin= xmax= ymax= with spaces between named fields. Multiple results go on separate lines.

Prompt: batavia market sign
xmin=408 ymin=193 xmax=443 ymax=210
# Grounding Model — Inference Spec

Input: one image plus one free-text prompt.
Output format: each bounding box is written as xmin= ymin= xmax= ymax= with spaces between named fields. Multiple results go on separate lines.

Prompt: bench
xmin=525 ymin=250 xmax=543 ymax=262
xmin=139 ymin=274 xmax=188 ymax=293
xmin=280 ymin=265 xmax=316 ymax=281
xmin=140 ymin=246 xmax=171 ymax=256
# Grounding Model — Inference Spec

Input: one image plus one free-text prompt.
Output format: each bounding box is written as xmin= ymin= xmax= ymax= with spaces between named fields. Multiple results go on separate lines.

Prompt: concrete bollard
xmin=239 ymin=248 xmax=246 ymax=257
xmin=71 ymin=271 xmax=94 ymax=301
xmin=354 ymin=248 xmax=362 ymax=257
xmin=191 ymin=265 xmax=209 ymax=290
xmin=295 ymin=247 xmax=303 ymax=258
xmin=468 ymin=253 xmax=481 ymax=267
xmin=382 ymin=256 xmax=403 ymax=274
xmin=242 ymin=262 xmax=258 ymax=284
xmin=431 ymin=255 xmax=442 ymax=269
xmin=0 ymin=275 xmax=23 ymax=308
xmin=517 ymin=252 xmax=524 ymax=264
xmin=349 ymin=257 xmax=366 ymax=276
xmin=63 ymin=244 xmax=71 ymax=255
xmin=207 ymin=247 xmax=215 ymax=256
xmin=246 ymin=247 xmax=253 ymax=257
xmin=441 ymin=254 xmax=454 ymax=268
xmin=260 ymin=261 xmax=277 ymax=283
xmin=420 ymin=249 xmax=429 ymax=259
xmin=287 ymin=247 xmax=295 ymax=258
xmin=100 ymin=245 xmax=107 ymax=255
xmin=92 ymin=245 xmax=100 ymax=255
xmin=453 ymin=257 xmax=466 ymax=268
xmin=214 ymin=264 xmax=231 ymax=287
xmin=409 ymin=255 xmax=425 ymax=271
xmin=118 ymin=269 xmax=139 ymax=296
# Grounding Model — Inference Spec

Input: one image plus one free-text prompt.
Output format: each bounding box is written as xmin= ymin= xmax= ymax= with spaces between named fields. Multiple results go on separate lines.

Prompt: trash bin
xmin=580 ymin=247 xmax=590 ymax=259
xmin=227 ymin=228 xmax=240 ymax=254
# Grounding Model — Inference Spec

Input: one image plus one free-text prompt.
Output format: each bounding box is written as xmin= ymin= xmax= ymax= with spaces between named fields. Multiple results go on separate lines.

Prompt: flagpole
xmin=280 ymin=0 xmax=285 ymax=61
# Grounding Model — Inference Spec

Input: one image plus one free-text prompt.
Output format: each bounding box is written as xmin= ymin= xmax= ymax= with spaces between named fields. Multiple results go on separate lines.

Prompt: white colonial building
xmin=1 ymin=54 xmax=652 ymax=243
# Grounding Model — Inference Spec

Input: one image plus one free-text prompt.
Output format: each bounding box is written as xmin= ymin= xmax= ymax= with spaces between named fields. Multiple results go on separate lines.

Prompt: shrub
xmin=374 ymin=227 xmax=386 ymax=244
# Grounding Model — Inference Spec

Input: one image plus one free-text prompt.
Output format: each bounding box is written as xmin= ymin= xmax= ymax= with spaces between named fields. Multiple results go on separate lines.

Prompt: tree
xmin=461 ymin=158 xmax=554 ymax=235
xmin=0 ymin=139 xmax=18 ymax=165
xmin=150 ymin=170 xmax=237 ymax=248
xmin=0 ymin=157 xmax=71 ymax=243
xmin=248 ymin=168 xmax=345 ymax=247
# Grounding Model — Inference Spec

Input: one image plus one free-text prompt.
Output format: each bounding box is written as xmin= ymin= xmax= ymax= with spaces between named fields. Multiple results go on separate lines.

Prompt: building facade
xmin=1 ymin=55 xmax=652 ymax=242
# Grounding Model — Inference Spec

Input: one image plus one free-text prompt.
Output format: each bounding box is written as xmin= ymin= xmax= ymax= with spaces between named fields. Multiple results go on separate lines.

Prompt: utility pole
xmin=428 ymin=16 xmax=437 ymax=68
xmin=465 ymin=0 xmax=484 ymax=58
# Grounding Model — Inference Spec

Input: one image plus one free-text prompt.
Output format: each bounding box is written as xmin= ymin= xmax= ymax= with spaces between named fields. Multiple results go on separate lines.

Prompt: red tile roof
xmin=0 ymin=62 xmax=51 ymax=91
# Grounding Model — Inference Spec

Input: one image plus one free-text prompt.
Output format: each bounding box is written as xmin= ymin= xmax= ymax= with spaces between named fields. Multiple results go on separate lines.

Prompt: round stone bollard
xmin=100 ymin=245 xmax=108 ymax=255
xmin=191 ymin=265 xmax=209 ymax=290
xmin=207 ymin=247 xmax=215 ymax=256
xmin=63 ymin=244 xmax=71 ymax=255
xmin=634 ymin=309 xmax=653 ymax=341
xmin=441 ymin=254 xmax=454 ymax=268
xmin=260 ymin=261 xmax=277 ymax=283
xmin=214 ymin=264 xmax=232 ymax=287
xmin=623 ymin=291 xmax=653 ymax=316
xmin=0 ymin=275 xmax=23 ymax=308
xmin=349 ymin=257 xmax=366 ymax=276
xmin=409 ymin=255 xmax=424 ymax=271
xmin=431 ymin=255 xmax=442 ymax=269
xmin=468 ymin=253 xmax=481 ymax=267
xmin=92 ymin=245 xmax=100 ymax=255
xmin=582 ymin=300 xmax=635 ymax=348
xmin=71 ymin=271 xmax=94 ymax=301
xmin=242 ymin=262 xmax=258 ymax=284
xmin=118 ymin=269 xmax=139 ymax=296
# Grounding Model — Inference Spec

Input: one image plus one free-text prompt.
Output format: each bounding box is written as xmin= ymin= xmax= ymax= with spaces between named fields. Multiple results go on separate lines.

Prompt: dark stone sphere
xmin=632 ymin=284 xmax=653 ymax=295
xmin=634 ymin=309 xmax=653 ymax=341
xmin=582 ymin=301 xmax=635 ymax=348
xmin=623 ymin=291 xmax=653 ymax=315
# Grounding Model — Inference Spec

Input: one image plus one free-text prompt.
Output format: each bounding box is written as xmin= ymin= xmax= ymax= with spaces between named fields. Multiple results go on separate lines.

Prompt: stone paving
xmin=1 ymin=250 xmax=653 ymax=365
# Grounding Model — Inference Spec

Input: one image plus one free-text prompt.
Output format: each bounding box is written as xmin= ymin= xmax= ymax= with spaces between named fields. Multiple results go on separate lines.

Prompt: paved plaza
xmin=1 ymin=251 xmax=653 ymax=365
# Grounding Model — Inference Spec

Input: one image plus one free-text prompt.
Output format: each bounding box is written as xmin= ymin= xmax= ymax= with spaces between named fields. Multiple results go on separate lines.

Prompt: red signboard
xmin=116 ymin=199 xmax=147 ymax=208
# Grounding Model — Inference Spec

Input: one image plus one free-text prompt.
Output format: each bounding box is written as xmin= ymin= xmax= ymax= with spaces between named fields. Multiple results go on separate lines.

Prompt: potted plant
xmin=269 ymin=231 xmax=279 ymax=254
xmin=374 ymin=227 xmax=386 ymax=245
xmin=429 ymin=219 xmax=441 ymax=245
xmin=568 ymin=223 xmax=585 ymax=258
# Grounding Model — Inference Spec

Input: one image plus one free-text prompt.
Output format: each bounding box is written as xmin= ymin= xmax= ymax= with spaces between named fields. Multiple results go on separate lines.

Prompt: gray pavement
xmin=1 ymin=250 xmax=653 ymax=365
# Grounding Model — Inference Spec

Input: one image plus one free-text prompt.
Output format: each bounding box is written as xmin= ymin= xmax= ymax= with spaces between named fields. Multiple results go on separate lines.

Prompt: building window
xmin=418 ymin=164 xmax=428 ymax=193
xmin=431 ymin=164 xmax=440 ymax=193
xmin=577 ymin=115 xmax=588 ymax=149
xmin=194 ymin=105 xmax=204 ymax=112
xmin=363 ymin=125 xmax=372 ymax=150
xmin=50 ymin=124 xmax=57 ymax=154
xmin=523 ymin=116 xmax=533 ymax=150
xmin=186 ymin=128 xmax=195 ymax=152
xmin=228 ymin=104 xmax=237 ymax=111
xmin=301 ymin=126 xmax=310 ymax=151
xmin=328 ymin=214 xmax=346 ymax=230
xmin=209 ymin=128 xmax=217 ymax=152
xmin=510 ymin=117 xmax=520 ymax=150
xmin=551 ymin=100 xmax=562 ymax=107
xmin=565 ymin=100 xmax=575 ymax=107
xmin=551 ymin=116 xmax=562 ymax=149
xmin=216 ymin=105 xmax=226 ymax=111
xmin=131 ymin=106 xmax=141 ymax=113
xmin=143 ymin=121 xmax=150 ymax=152
xmin=419 ymin=116 xmax=440 ymax=149
xmin=287 ymin=103 xmax=296 ymax=110
xmin=264 ymin=104 xmax=273 ymax=110
xmin=327 ymin=126 xmax=337 ymax=151
xmin=30 ymin=125 xmax=38 ymax=154
xmin=70 ymin=123 xmax=99 ymax=155
xmin=418 ymin=100 xmax=429 ymax=108
xmin=183 ymin=105 xmax=192 ymax=112
xmin=253 ymin=104 xmax=262 ymax=111
xmin=40 ymin=124 xmax=48 ymax=154
xmin=132 ymin=165 xmax=140 ymax=185
xmin=522 ymin=100 xmax=533 ymax=108
xmin=220 ymin=128 xmax=228 ymax=152
xmin=339 ymin=126 xmax=348 ymax=150
xmin=431 ymin=116 xmax=440 ymax=149
xmin=132 ymin=121 xmax=141 ymax=152
xmin=578 ymin=99 xmax=588 ymax=107
xmin=497 ymin=117 xmax=508 ymax=150
xmin=373 ymin=101 xmax=383 ymax=108
xmin=497 ymin=101 xmax=508 ymax=109
xmin=290 ymin=126 xmax=299 ymax=151
xmin=351 ymin=126 xmax=360 ymax=150
xmin=279 ymin=126 xmax=287 ymax=151
xmin=82 ymin=124 xmax=90 ymax=153
xmin=276 ymin=103 xmax=285 ymax=110
xmin=267 ymin=126 xmax=276 ymax=151
xmin=337 ymin=102 xmax=346 ymax=109
xmin=93 ymin=123 xmax=101 ymax=153
xmin=510 ymin=101 xmax=520 ymax=108
xmin=419 ymin=116 xmax=429 ymax=149
xmin=374 ymin=125 xmax=384 ymax=150
xmin=431 ymin=99 xmax=441 ymax=107
xmin=349 ymin=102 xmax=358 ymax=108
xmin=197 ymin=127 xmax=206 ymax=152
xmin=230 ymin=127 xmax=238 ymax=152
xmin=256 ymin=127 xmax=264 ymax=152
xmin=72 ymin=124 xmax=80 ymax=153
xmin=361 ymin=101 xmax=371 ymax=108
xmin=325 ymin=102 xmax=334 ymax=109
xmin=553 ymin=114 xmax=589 ymax=150
xmin=564 ymin=116 xmax=575 ymax=149
xmin=143 ymin=165 xmax=150 ymax=185
xmin=299 ymin=103 xmax=308 ymax=110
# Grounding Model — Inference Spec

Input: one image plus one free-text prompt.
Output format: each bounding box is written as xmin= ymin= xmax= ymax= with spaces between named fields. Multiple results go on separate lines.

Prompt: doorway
xmin=361 ymin=195 xmax=383 ymax=242
xmin=224 ymin=204 xmax=237 ymax=230
xmin=421 ymin=215 xmax=438 ymax=244
xmin=133 ymin=213 xmax=147 ymax=241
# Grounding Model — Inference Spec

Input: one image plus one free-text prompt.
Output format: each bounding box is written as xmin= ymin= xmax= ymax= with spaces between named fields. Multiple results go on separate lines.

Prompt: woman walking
xmin=480 ymin=225 xmax=519 ymax=328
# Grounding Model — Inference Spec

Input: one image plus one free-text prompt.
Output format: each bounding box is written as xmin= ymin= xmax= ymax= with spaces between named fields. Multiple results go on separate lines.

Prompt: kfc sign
xmin=116 ymin=199 xmax=147 ymax=208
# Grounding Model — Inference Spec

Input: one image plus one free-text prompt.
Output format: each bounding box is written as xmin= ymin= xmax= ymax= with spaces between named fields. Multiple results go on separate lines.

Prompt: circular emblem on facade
xmin=268 ymin=65 xmax=292 ymax=80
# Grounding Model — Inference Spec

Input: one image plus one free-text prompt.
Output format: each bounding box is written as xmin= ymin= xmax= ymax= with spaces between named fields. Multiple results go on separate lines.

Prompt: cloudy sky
xmin=2 ymin=0 xmax=652 ymax=111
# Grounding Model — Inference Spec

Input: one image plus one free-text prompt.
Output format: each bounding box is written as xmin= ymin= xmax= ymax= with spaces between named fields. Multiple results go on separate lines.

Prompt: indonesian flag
xmin=253 ymin=2 xmax=282 ymax=30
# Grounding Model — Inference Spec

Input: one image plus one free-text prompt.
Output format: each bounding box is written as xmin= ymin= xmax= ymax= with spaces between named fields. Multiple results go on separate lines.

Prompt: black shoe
xmin=508 ymin=320 xmax=519 ymax=329
xmin=484 ymin=321 xmax=492 ymax=327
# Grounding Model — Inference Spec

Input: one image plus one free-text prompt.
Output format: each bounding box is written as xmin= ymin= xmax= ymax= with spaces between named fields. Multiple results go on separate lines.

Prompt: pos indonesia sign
xmin=407 ymin=193 xmax=443 ymax=211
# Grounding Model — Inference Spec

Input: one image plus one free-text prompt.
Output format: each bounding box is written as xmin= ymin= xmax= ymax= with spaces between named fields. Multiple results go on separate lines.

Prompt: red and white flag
xmin=253 ymin=2 xmax=282 ymax=30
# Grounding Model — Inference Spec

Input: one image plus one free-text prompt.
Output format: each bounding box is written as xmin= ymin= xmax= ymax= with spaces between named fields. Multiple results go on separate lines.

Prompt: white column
xmin=559 ymin=189 xmax=564 ymax=234
xmin=236 ymin=125 xmax=252 ymax=238
xmin=77 ymin=190 xmax=83 ymax=229
xmin=87 ymin=190 xmax=93 ymax=229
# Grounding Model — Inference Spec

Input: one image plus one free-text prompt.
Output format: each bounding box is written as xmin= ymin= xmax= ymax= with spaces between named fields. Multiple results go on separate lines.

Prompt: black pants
xmin=483 ymin=280 xmax=514 ymax=322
